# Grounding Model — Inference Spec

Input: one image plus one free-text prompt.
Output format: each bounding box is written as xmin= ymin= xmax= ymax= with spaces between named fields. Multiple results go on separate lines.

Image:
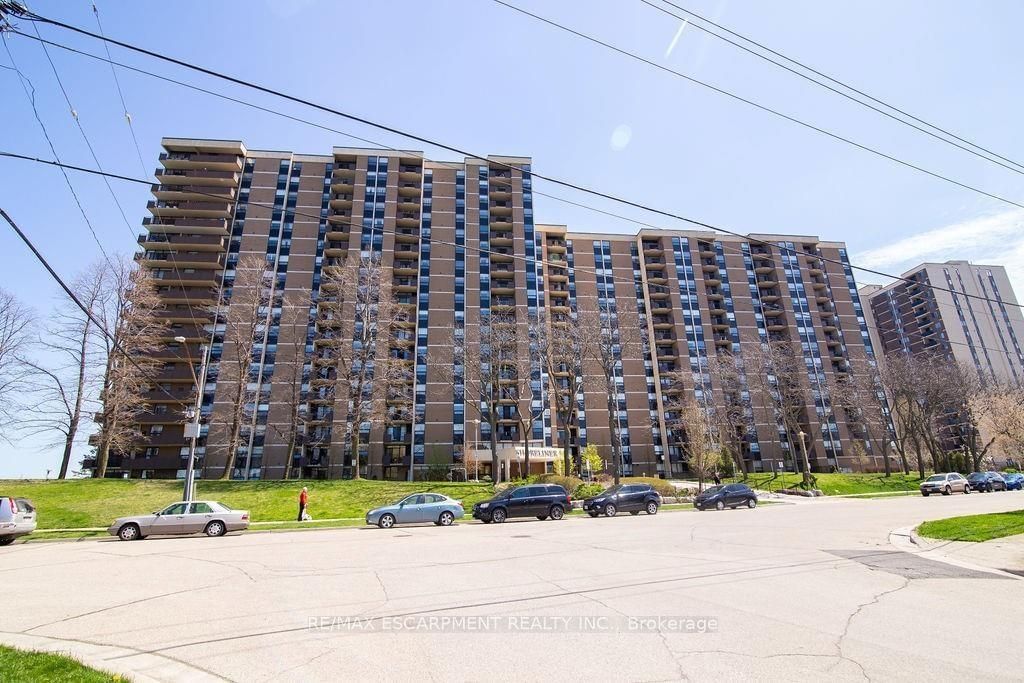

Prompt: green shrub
xmin=536 ymin=473 xmax=583 ymax=495
xmin=622 ymin=476 xmax=676 ymax=497
xmin=574 ymin=483 xmax=606 ymax=498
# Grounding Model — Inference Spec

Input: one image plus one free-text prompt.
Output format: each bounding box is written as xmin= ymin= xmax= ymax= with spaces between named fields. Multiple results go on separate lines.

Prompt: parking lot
xmin=2 ymin=492 xmax=1023 ymax=681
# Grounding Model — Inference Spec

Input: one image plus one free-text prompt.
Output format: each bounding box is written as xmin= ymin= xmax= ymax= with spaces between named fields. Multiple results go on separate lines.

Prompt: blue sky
xmin=2 ymin=0 xmax=1023 ymax=477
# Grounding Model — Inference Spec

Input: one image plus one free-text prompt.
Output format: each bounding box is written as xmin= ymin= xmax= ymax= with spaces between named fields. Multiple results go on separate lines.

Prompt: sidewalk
xmin=890 ymin=525 xmax=1024 ymax=577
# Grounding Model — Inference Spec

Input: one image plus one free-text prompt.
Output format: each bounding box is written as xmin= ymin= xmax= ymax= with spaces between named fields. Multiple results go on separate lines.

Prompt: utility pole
xmin=177 ymin=336 xmax=208 ymax=502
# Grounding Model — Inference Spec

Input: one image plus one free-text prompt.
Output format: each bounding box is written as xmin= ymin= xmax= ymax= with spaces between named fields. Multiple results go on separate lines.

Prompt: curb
xmin=888 ymin=525 xmax=1022 ymax=580
xmin=0 ymin=631 xmax=223 ymax=683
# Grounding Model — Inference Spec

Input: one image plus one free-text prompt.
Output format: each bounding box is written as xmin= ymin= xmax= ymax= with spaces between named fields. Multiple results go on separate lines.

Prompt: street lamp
xmin=176 ymin=335 xmax=207 ymax=503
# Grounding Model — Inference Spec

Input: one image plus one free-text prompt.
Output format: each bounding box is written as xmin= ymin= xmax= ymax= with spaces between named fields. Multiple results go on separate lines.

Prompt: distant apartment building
xmin=860 ymin=261 xmax=1024 ymax=384
xmin=93 ymin=138 xmax=882 ymax=480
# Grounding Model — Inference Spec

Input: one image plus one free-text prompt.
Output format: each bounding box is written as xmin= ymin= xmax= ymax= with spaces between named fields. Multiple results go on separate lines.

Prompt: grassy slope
xmin=727 ymin=472 xmax=927 ymax=496
xmin=0 ymin=646 xmax=120 ymax=682
xmin=917 ymin=509 xmax=1024 ymax=542
xmin=0 ymin=479 xmax=495 ymax=529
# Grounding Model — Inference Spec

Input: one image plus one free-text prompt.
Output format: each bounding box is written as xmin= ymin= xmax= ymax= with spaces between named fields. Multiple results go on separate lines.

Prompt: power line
xmin=641 ymin=0 xmax=1024 ymax=174
xmin=8 ymin=147 xmax=1024 ymax=366
xmin=90 ymin=0 xmax=147 ymax=176
xmin=0 ymin=205 xmax=184 ymax=404
xmin=487 ymin=0 xmax=1024 ymax=211
xmin=7 ymin=29 xmax=1021 ymax=316
xmin=1 ymin=32 xmax=113 ymax=265
xmin=29 ymin=20 xmax=138 ymax=244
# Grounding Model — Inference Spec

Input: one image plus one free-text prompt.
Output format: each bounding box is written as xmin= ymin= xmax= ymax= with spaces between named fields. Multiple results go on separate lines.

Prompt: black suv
xmin=472 ymin=484 xmax=570 ymax=523
xmin=583 ymin=484 xmax=661 ymax=517
xmin=694 ymin=483 xmax=757 ymax=511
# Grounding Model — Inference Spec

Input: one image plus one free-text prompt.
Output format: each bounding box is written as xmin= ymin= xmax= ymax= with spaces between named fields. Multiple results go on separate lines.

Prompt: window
xmin=510 ymin=488 xmax=531 ymax=499
xmin=162 ymin=503 xmax=187 ymax=515
xmin=149 ymin=425 xmax=164 ymax=436
xmin=189 ymin=502 xmax=213 ymax=514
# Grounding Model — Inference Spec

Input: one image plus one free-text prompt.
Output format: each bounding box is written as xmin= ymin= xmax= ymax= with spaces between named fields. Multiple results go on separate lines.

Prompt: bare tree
xmin=881 ymin=353 xmax=960 ymax=475
xmin=93 ymin=259 xmax=168 ymax=478
xmin=828 ymin=351 xmax=896 ymax=476
xmin=433 ymin=310 xmax=523 ymax=483
xmin=269 ymin=291 xmax=314 ymax=480
xmin=319 ymin=255 xmax=410 ymax=479
xmin=577 ymin=302 xmax=642 ymax=485
xmin=974 ymin=384 xmax=1024 ymax=464
xmin=0 ymin=287 xmax=32 ymax=443
xmin=945 ymin=362 xmax=996 ymax=471
xmin=707 ymin=352 xmax=751 ymax=478
xmin=16 ymin=263 xmax=106 ymax=477
xmin=743 ymin=339 xmax=814 ymax=486
xmin=210 ymin=254 xmax=273 ymax=480
xmin=535 ymin=308 xmax=586 ymax=475
xmin=664 ymin=392 xmax=717 ymax=491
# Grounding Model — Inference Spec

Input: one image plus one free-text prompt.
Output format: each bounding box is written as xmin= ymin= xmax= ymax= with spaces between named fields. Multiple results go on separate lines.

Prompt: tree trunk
xmin=60 ymin=321 xmax=91 ymax=479
xmin=559 ymin=411 xmax=572 ymax=475
xmin=519 ymin=417 xmax=531 ymax=480
xmin=606 ymin=392 xmax=621 ymax=485
xmin=95 ymin=428 xmax=113 ymax=479
xmin=351 ymin=429 xmax=362 ymax=479
xmin=489 ymin=414 xmax=499 ymax=484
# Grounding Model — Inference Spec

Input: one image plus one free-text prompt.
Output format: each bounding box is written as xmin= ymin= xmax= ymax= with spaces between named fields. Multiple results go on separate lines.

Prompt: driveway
xmin=2 ymin=492 xmax=1022 ymax=681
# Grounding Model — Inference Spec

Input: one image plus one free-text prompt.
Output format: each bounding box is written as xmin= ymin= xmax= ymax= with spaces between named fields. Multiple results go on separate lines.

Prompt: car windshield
xmin=925 ymin=475 xmax=945 ymax=482
xmin=602 ymin=485 xmax=622 ymax=495
xmin=703 ymin=485 xmax=723 ymax=495
xmin=967 ymin=473 xmax=985 ymax=480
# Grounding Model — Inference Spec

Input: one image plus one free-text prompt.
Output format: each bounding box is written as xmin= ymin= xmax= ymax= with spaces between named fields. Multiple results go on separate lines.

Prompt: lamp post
xmin=797 ymin=429 xmax=812 ymax=488
xmin=176 ymin=336 xmax=207 ymax=503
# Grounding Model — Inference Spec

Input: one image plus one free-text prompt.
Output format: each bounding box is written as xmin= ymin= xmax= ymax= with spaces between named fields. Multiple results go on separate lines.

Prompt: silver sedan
xmin=108 ymin=501 xmax=250 ymax=541
xmin=366 ymin=493 xmax=464 ymax=528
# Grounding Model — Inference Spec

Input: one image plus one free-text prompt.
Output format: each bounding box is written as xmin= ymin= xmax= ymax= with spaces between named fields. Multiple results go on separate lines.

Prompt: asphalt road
xmin=3 ymin=492 xmax=1023 ymax=682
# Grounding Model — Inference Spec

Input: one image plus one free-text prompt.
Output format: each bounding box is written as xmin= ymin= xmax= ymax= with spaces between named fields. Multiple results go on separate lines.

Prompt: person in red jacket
xmin=298 ymin=487 xmax=309 ymax=522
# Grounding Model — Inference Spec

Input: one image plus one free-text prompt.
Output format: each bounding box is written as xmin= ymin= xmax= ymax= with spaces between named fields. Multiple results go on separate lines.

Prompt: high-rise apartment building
xmin=860 ymin=261 xmax=1024 ymax=384
xmin=96 ymin=138 xmax=881 ymax=479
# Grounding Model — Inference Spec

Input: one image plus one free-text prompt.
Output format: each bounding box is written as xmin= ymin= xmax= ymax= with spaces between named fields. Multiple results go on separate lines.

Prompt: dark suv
xmin=472 ymin=484 xmax=570 ymax=523
xmin=583 ymin=484 xmax=661 ymax=517
xmin=694 ymin=483 xmax=758 ymax=511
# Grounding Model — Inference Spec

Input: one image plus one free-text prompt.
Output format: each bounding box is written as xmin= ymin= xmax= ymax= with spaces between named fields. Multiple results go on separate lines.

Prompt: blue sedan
xmin=366 ymin=493 xmax=465 ymax=529
xmin=1004 ymin=473 xmax=1023 ymax=491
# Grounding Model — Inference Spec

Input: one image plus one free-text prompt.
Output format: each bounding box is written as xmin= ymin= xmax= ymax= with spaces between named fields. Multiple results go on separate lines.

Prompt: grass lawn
xmin=917 ymin=509 xmax=1024 ymax=542
xmin=0 ymin=479 xmax=496 ymax=530
xmin=727 ymin=472 xmax=927 ymax=496
xmin=0 ymin=646 xmax=120 ymax=682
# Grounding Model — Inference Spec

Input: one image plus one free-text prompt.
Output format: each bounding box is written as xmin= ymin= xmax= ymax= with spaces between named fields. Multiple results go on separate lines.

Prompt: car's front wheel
xmin=747 ymin=498 xmax=757 ymax=509
xmin=604 ymin=504 xmax=617 ymax=517
xmin=964 ymin=485 xmax=971 ymax=494
xmin=118 ymin=524 xmax=141 ymax=541
xmin=646 ymin=501 xmax=659 ymax=515
xmin=715 ymin=500 xmax=725 ymax=511
xmin=491 ymin=508 xmax=507 ymax=524
xmin=205 ymin=521 xmax=226 ymax=537
xmin=438 ymin=511 xmax=455 ymax=526
xmin=587 ymin=511 xmax=598 ymax=518
xmin=378 ymin=513 xmax=396 ymax=529
xmin=942 ymin=485 xmax=951 ymax=496
xmin=922 ymin=492 xmax=930 ymax=497
xmin=0 ymin=537 xmax=15 ymax=546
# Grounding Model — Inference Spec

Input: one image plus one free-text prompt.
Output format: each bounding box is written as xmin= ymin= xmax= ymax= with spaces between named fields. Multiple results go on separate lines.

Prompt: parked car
xmin=472 ymin=484 xmax=570 ymax=523
xmin=1003 ymin=473 xmax=1023 ymax=491
xmin=694 ymin=483 xmax=757 ymax=511
xmin=108 ymin=501 xmax=249 ymax=541
xmin=966 ymin=472 xmax=1005 ymax=493
xmin=583 ymin=484 xmax=661 ymax=517
xmin=920 ymin=472 xmax=971 ymax=496
xmin=0 ymin=497 xmax=37 ymax=546
xmin=366 ymin=493 xmax=464 ymax=529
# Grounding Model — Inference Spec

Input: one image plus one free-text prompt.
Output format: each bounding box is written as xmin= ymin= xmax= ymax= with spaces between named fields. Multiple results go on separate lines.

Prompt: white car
xmin=0 ymin=496 xmax=37 ymax=546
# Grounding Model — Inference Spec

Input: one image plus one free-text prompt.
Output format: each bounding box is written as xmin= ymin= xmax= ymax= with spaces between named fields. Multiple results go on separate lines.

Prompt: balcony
xmin=329 ymin=194 xmax=353 ymax=210
xmin=154 ymin=168 xmax=239 ymax=187
xmin=491 ymin=248 xmax=514 ymax=263
xmin=396 ymin=212 xmax=420 ymax=229
xmin=159 ymin=152 xmax=242 ymax=172
xmin=151 ymin=183 xmax=235 ymax=203
xmin=330 ymin=178 xmax=355 ymax=194
xmin=393 ymin=247 xmax=418 ymax=261
xmin=755 ymin=277 xmax=779 ymax=288
xmin=136 ymin=250 xmax=222 ymax=270
xmin=397 ymin=196 xmax=420 ymax=212
xmin=397 ymin=184 xmax=421 ymax=198
xmin=394 ymin=228 xmax=419 ymax=244
xmin=148 ymin=200 xmax=232 ymax=220
xmin=143 ymin=217 xmax=229 ymax=236
xmin=642 ymin=242 xmax=663 ymax=256
xmin=138 ymin=233 xmax=226 ymax=252
xmin=491 ymin=235 xmax=513 ymax=247
xmin=490 ymin=202 xmax=513 ymax=217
